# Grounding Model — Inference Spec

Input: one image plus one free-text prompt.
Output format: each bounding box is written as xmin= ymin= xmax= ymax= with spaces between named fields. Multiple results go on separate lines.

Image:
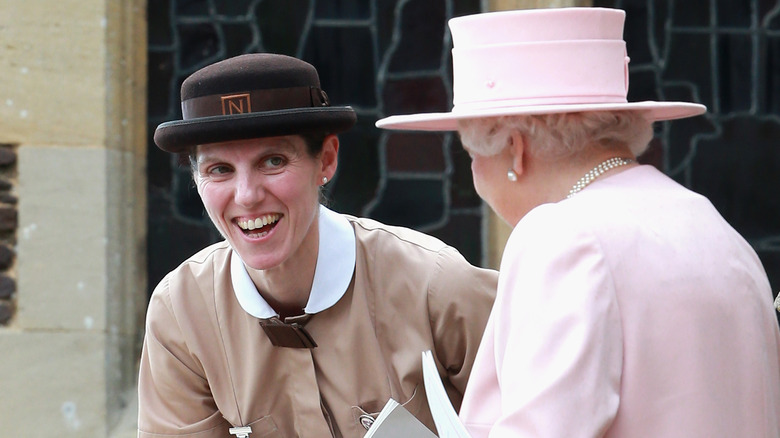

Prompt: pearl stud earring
xmin=322 ymin=176 xmax=328 ymax=184
xmin=507 ymin=168 xmax=518 ymax=182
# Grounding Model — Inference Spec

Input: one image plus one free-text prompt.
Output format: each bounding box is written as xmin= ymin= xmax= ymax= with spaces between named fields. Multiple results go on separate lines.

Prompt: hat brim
xmin=155 ymin=107 xmax=357 ymax=153
xmin=375 ymin=101 xmax=706 ymax=131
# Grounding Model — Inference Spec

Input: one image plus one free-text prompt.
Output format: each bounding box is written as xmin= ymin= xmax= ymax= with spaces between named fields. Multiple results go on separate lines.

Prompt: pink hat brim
xmin=376 ymin=101 xmax=706 ymax=131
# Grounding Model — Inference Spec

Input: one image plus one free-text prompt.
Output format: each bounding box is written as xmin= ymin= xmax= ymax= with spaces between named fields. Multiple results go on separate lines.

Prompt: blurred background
xmin=1 ymin=0 xmax=778 ymax=435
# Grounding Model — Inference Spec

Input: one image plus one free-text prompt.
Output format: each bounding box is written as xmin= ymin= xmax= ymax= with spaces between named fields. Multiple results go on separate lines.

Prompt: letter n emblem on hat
xmin=221 ymin=94 xmax=252 ymax=115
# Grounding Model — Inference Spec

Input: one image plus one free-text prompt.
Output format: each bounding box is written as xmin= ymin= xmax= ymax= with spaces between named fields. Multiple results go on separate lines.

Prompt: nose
xmin=234 ymin=171 xmax=264 ymax=207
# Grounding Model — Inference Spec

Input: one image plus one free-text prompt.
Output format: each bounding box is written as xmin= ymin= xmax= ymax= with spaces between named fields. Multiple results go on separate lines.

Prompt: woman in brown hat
xmin=378 ymin=7 xmax=780 ymax=438
xmin=138 ymin=53 xmax=497 ymax=437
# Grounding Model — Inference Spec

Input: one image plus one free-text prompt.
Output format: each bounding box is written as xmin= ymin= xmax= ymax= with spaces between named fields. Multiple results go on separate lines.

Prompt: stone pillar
xmin=0 ymin=0 xmax=146 ymax=436
xmin=483 ymin=0 xmax=592 ymax=268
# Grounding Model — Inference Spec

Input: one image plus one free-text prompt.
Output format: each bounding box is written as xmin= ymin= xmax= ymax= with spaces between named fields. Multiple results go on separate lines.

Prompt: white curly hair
xmin=457 ymin=110 xmax=654 ymax=159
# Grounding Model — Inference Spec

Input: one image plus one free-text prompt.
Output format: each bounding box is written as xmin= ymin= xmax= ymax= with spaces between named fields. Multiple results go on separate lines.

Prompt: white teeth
xmin=237 ymin=214 xmax=280 ymax=230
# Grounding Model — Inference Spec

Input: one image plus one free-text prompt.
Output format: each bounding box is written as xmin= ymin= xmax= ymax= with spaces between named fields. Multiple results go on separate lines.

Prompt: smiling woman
xmin=138 ymin=53 xmax=498 ymax=438
xmin=192 ymin=135 xmax=334 ymax=317
xmin=195 ymin=137 xmax=328 ymax=274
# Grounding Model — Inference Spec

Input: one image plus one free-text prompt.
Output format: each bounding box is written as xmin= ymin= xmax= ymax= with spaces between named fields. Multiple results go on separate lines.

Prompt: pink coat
xmin=460 ymin=165 xmax=780 ymax=437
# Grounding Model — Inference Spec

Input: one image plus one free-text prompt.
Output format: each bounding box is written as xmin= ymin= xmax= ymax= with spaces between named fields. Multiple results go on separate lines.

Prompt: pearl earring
xmin=507 ymin=168 xmax=518 ymax=182
xmin=322 ymin=176 xmax=328 ymax=184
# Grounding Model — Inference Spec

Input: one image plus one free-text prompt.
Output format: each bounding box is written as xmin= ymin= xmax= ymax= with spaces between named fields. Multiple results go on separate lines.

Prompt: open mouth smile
xmin=237 ymin=213 xmax=281 ymax=238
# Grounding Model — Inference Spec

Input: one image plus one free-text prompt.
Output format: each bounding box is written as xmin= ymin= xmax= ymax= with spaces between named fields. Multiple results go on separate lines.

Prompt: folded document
xmin=363 ymin=350 xmax=472 ymax=437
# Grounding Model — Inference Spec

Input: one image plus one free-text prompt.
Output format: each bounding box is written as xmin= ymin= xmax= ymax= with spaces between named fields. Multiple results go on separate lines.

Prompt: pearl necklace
xmin=566 ymin=157 xmax=634 ymax=199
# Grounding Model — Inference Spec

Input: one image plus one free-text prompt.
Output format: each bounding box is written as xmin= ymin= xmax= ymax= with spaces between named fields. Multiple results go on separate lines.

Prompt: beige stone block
xmin=485 ymin=207 xmax=513 ymax=270
xmin=0 ymin=0 xmax=108 ymax=145
xmin=109 ymin=387 xmax=139 ymax=438
xmin=0 ymin=330 xmax=108 ymax=435
xmin=16 ymin=145 xmax=108 ymax=331
xmin=102 ymin=147 xmax=145 ymax=424
xmin=105 ymin=0 xmax=148 ymax=154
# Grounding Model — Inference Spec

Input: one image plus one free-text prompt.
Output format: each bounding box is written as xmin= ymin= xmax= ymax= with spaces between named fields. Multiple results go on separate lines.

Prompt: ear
xmin=508 ymin=130 xmax=527 ymax=178
xmin=319 ymin=134 xmax=339 ymax=180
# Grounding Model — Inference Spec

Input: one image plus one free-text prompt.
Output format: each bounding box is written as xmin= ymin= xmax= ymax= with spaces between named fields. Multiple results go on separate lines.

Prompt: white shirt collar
xmin=230 ymin=205 xmax=356 ymax=319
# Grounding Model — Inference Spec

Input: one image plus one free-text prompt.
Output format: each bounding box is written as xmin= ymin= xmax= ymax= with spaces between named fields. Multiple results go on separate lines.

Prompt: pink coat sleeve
xmin=488 ymin=209 xmax=623 ymax=436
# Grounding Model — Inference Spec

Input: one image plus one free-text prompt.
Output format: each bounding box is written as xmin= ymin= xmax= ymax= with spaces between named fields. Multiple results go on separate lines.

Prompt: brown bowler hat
xmin=154 ymin=53 xmax=357 ymax=153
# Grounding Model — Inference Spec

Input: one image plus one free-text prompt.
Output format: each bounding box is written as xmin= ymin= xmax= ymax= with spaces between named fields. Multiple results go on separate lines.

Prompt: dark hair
xmin=299 ymin=130 xmax=330 ymax=156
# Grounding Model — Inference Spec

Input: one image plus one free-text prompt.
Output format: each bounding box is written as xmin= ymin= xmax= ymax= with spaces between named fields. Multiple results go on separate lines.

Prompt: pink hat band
xmin=376 ymin=7 xmax=706 ymax=131
xmin=453 ymin=41 xmax=629 ymax=111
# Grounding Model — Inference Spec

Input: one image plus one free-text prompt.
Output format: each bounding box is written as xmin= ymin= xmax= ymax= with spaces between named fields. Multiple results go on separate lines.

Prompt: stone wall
xmin=0 ymin=0 xmax=146 ymax=435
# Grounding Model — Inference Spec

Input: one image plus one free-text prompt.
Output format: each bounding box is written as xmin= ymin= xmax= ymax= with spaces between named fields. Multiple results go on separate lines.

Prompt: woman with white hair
xmin=378 ymin=7 xmax=780 ymax=437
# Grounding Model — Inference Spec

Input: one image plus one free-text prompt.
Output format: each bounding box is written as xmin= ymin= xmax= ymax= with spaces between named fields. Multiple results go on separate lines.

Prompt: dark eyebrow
xmin=268 ymin=137 xmax=298 ymax=151
xmin=195 ymin=137 xmax=301 ymax=167
xmin=195 ymin=154 xmax=221 ymax=167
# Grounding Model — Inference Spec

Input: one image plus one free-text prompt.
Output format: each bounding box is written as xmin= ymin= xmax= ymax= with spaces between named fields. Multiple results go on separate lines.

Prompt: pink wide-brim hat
xmin=375 ymin=7 xmax=706 ymax=131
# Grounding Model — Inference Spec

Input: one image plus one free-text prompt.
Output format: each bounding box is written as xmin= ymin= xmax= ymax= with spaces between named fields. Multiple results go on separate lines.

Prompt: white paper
xmin=421 ymin=350 xmax=473 ymax=438
xmin=365 ymin=397 xmax=437 ymax=438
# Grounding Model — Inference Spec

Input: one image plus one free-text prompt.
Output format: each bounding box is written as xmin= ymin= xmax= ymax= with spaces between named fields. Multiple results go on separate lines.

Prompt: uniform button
xmin=359 ymin=414 xmax=375 ymax=430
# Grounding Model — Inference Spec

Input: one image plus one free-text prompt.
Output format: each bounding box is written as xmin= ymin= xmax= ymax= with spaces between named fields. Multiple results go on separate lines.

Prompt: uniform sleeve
xmin=137 ymin=278 xmax=232 ymax=437
xmin=427 ymin=246 xmax=498 ymax=406
xmin=488 ymin=211 xmax=622 ymax=437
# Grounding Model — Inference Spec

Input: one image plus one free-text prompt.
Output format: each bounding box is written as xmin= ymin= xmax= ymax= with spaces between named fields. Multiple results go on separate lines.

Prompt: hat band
xmin=181 ymin=86 xmax=329 ymax=119
xmin=452 ymin=40 xmax=629 ymax=108
xmin=451 ymin=94 xmax=629 ymax=112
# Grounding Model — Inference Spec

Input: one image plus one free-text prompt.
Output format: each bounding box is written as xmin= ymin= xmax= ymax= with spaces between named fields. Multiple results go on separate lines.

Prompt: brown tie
xmin=259 ymin=315 xmax=317 ymax=348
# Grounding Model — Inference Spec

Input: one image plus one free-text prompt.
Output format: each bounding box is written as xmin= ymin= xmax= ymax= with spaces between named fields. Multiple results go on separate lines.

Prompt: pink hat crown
xmin=450 ymin=8 xmax=628 ymax=111
xmin=376 ymin=7 xmax=706 ymax=131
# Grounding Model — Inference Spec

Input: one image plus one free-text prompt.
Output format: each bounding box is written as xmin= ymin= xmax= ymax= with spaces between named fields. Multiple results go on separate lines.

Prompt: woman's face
xmin=194 ymin=135 xmax=333 ymax=271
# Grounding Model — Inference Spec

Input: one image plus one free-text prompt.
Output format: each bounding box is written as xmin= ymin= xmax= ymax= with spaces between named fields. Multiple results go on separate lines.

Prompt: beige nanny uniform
xmin=138 ymin=206 xmax=497 ymax=437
